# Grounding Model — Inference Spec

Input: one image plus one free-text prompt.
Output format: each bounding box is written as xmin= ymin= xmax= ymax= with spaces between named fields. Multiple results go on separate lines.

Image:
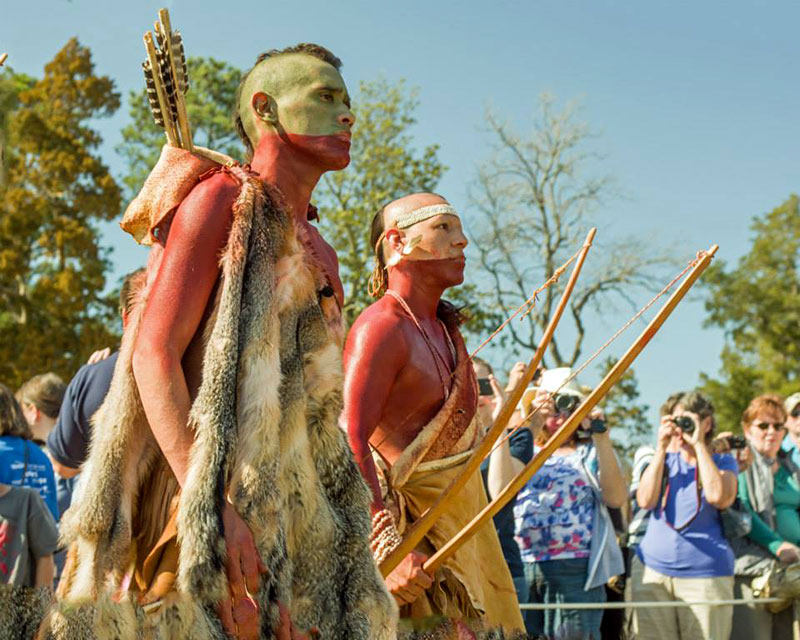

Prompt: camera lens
xmin=674 ymin=416 xmax=695 ymax=433
xmin=554 ymin=394 xmax=579 ymax=414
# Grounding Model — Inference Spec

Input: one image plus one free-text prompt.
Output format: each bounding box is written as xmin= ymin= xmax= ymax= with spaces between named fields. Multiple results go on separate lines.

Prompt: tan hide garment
xmin=376 ymin=329 xmax=525 ymax=634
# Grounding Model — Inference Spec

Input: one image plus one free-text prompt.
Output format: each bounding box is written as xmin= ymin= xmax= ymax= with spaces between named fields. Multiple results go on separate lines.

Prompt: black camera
xmin=724 ymin=435 xmax=747 ymax=450
xmin=554 ymin=393 xmax=580 ymax=415
xmin=576 ymin=418 xmax=607 ymax=440
xmin=478 ymin=378 xmax=493 ymax=397
xmin=590 ymin=418 xmax=607 ymax=434
xmin=673 ymin=416 xmax=696 ymax=433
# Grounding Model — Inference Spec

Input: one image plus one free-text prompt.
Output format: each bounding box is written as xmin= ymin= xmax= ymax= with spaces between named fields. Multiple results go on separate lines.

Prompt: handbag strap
xmin=659 ymin=463 xmax=702 ymax=532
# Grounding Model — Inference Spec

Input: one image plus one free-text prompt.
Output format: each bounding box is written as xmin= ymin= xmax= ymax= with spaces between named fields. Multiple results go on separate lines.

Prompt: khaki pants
xmin=630 ymin=555 xmax=733 ymax=640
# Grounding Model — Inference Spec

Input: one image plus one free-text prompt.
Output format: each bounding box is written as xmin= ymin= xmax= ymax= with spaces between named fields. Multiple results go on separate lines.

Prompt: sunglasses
xmin=792 ymin=406 xmax=800 ymax=419
xmin=752 ymin=421 xmax=785 ymax=432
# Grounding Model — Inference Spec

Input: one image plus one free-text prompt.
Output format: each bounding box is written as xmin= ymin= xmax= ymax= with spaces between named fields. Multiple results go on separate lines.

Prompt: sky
xmin=3 ymin=0 xmax=798 ymax=435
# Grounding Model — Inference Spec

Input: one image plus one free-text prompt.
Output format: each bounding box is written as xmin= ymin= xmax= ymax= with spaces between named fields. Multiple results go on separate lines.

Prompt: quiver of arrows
xmin=142 ymin=9 xmax=193 ymax=151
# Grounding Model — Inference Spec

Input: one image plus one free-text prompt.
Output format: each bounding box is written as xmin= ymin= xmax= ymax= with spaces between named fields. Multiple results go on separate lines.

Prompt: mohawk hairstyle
xmin=234 ymin=43 xmax=343 ymax=159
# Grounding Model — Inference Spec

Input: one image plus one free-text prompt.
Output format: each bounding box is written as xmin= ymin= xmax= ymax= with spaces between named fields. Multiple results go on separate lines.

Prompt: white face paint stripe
xmin=394 ymin=204 xmax=459 ymax=229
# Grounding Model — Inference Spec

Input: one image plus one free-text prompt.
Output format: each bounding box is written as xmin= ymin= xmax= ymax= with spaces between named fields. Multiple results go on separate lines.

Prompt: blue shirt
xmin=47 ymin=352 xmax=117 ymax=471
xmin=782 ymin=434 xmax=800 ymax=469
xmin=0 ymin=436 xmax=59 ymax=519
xmin=638 ymin=451 xmax=738 ymax=578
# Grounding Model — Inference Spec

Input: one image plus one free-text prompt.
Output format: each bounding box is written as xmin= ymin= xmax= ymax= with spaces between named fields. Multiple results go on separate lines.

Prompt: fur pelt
xmin=40 ymin=166 xmax=396 ymax=639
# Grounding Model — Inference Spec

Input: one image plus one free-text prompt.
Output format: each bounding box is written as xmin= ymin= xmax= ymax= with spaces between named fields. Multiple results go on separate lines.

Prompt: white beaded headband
xmin=394 ymin=204 xmax=460 ymax=230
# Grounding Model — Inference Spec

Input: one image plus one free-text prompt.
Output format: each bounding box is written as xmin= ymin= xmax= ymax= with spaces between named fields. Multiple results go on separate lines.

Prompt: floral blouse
xmin=513 ymin=446 xmax=596 ymax=562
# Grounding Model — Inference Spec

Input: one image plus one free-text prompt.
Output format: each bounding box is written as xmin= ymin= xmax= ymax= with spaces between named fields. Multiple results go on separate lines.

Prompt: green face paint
xmin=240 ymin=53 xmax=353 ymax=140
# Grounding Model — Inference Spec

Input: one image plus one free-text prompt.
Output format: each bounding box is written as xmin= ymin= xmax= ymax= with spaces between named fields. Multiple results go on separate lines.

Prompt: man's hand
xmin=218 ymin=503 xmax=267 ymax=639
xmin=776 ymin=541 xmax=800 ymax=564
xmin=87 ymin=347 xmax=111 ymax=365
xmin=505 ymin=362 xmax=527 ymax=393
xmin=276 ymin=601 xmax=317 ymax=640
xmin=385 ymin=550 xmax=433 ymax=606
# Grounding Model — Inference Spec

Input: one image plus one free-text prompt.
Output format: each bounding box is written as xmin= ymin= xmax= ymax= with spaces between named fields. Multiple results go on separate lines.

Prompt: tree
xmin=116 ymin=56 xmax=242 ymax=196
xmin=598 ymin=357 xmax=652 ymax=459
xmin=700 ymin=194 xmax=800 ymax=431
xmin=468 ymin=95 xmax=671 ymax=368
xmin=0 ymin=67 xmax=34 ymax=190
xmin=0 ymin=39 xmax=121 ymax=388
xmin=316 ymin=77 xmax=448 ymax=325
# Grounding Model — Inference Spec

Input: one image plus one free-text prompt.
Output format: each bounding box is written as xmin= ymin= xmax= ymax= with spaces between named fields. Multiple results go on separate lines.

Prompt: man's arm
xmin=131 ymin=173 xmax=263 ymax=638
xmin=49 ymin=457 xmax=79 ymax=479
xmin=342 ymin=310 xmax=407 ymax=514
xmin=35 ymin=555 xmax=55 ymax=588
xmin=342 ymin=310 xmax=433 ymax=605
xmin=132 ymin=173 xmax=238 ymax=487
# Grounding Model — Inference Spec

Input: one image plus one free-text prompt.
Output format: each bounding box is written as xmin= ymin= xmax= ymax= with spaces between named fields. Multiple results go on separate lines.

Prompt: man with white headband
xmin=342 ymin=193 xmax=524 ymax=634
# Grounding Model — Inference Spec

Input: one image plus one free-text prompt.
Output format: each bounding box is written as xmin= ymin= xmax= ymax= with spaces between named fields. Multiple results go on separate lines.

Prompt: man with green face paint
xmin=49 ymin=44 xmax=396 ymax=640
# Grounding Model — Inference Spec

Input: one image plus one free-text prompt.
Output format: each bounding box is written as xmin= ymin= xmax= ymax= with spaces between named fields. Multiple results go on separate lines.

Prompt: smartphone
xmin=478 ymin=378 xmax=493 ymax=396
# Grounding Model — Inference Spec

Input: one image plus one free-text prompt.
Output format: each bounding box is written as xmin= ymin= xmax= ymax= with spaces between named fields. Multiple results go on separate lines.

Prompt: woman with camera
xmin=632 ymin=391 xmax=738 ymax=640
xmin=730 ymin=394 xmax=800 ymax=640
xmin=513 ymin=368 xmax=626 ymax=639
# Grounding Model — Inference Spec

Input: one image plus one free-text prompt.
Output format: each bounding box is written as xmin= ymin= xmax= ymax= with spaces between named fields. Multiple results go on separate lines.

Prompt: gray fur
xmin=35 ymin=169 xmax=396 ymax=639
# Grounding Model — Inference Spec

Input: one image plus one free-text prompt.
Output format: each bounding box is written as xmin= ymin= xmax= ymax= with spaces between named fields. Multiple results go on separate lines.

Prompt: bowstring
xmin=484 ymin=250 xmax=707 ymax=460
xmin=357 ymin=246 xmax=585 ymax=467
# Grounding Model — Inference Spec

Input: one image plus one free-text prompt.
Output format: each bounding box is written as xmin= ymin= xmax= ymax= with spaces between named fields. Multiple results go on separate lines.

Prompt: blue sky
xmin=3 ymin=0 xmax=798 ymax=434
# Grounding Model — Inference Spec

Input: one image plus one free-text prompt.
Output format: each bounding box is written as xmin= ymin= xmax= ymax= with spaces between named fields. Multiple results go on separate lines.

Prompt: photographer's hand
xmin=488 ymin=374 xmax=506 ymax=423
xmin=690 ymin=414 xmax=737 ymax=509
xmin=657 ymin=416 xmax=677 ymax=453
xmin=678 ymin=411 xmax=706 ymax=450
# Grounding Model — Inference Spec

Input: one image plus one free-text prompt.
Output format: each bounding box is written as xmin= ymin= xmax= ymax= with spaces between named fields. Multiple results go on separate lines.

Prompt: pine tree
xmin=0 ymin=39 xmax=121 ymax=388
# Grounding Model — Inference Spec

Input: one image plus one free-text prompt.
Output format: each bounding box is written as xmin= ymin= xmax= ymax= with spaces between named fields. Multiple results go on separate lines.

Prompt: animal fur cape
xmin=41 ymin=152 xmax=397 ymax=639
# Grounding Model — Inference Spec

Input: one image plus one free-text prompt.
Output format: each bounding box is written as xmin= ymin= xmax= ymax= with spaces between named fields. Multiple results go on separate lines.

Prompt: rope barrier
xmin=519 ymin=598 xmax=786 ymax=610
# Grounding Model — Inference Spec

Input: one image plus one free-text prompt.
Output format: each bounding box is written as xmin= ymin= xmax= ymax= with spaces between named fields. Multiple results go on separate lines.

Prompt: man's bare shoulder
xmin=345 ymin=297 xmax=413 ymax=361
xmin=177 ymin=170 xmax=241 ymax=220
xmin=349 ymin=297 xmax=412 ymax=338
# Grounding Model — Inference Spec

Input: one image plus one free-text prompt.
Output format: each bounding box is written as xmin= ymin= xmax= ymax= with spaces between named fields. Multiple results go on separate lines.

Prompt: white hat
xmin=785 ymin=392 xmax=800 ymax=415
xmin=520 ymin=367 xmax=583 ymax=415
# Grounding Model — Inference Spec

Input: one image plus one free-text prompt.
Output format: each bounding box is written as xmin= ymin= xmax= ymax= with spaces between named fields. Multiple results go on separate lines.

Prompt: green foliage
xmin=0 ymin=69 xmax=35 ymax=189
xmin=700 ymin=194 xmax=800 ymax=431
xmin=316 ymin=77 xmax=443 ymax=323
xmin=116 ymin=56 xmax=242 ymax=197
xmin=0 ymin=39 xmax=121 ymax=388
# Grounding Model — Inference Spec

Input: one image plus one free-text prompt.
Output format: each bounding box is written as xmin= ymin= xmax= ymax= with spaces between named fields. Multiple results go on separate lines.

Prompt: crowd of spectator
xmin=474 ymin=361 xmax=800 ymax=640
xmin=0 ymin=272 xmax=132 ymax=595
xmin=2 ymin=293 xmax=800 ymax=640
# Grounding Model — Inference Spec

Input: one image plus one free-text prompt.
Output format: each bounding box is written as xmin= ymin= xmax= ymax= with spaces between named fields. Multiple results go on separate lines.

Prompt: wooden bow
xmin=379 ymin=227 xmax=597 ymax=576
xmin=421 ymin=244 xmax=718 ymax=574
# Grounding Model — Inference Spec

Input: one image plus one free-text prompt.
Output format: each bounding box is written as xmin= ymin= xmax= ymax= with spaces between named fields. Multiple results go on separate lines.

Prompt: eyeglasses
xmin=752 ymin=421 xmax=785 ymax=432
